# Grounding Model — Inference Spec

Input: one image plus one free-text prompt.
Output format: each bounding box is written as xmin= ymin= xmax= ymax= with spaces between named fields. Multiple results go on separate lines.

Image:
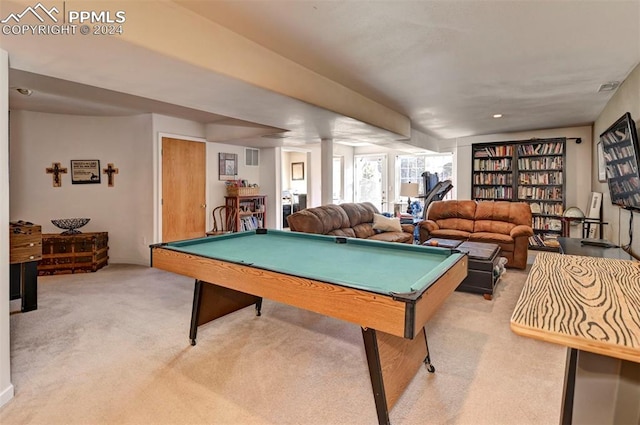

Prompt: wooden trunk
xmin=38 ymin=232 xmax=109 ymax=275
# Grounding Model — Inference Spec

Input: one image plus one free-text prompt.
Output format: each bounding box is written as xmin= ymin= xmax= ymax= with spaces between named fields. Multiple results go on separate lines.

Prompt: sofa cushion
xmin=469 ymin=231 xmax=513 ymax=245
xmin=474 ymin=201 xmax=533 ymax=234
xmin=326 ymin=228 xmax=357 ymax=238
xmin=352 ymin=223 xmax=376 ymax=239
xmin=427 ymin=200 xmax=477 ymax=233
xmin=286 ymin=204 xmax=350 ymax=234
xmin=369 ymin=231 xmax=413 ymax=244
xmin=372 ymin=214 xmax=402 ymax=232
xmin=428 ymin=229 xmax=471 ymax=240
xmin=339 ymin=202 xmax=378 ymax=228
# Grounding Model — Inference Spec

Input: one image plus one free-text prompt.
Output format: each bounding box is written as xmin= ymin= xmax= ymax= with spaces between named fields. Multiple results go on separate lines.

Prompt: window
xmin=397 ymin=154 xmax=453 ymax=198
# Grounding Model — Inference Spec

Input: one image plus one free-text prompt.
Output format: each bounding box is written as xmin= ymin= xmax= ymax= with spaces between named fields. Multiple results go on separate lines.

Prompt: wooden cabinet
xmin=472 ymin=138 xmax=566 ymax=249
xmin=38 ymin=232 xmax=109 ymax=275
xmin=10 ymin=221 xmax=42 ymax=264
xmin=225 ymin=195 xmax=267 ymax=232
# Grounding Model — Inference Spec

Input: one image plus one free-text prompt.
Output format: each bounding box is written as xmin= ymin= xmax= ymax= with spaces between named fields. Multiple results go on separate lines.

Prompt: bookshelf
xmin=225 ymin=194 xmax=267 ymax=232
xmin=472 ymin=143 xmax=514 ymax=201
xmin=471 ymin=138 xmax=566 ymax=249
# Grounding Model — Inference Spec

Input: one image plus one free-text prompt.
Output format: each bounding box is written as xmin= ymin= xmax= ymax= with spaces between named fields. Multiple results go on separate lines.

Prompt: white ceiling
xmin=4 ymin=0 xmax=640 ymax=149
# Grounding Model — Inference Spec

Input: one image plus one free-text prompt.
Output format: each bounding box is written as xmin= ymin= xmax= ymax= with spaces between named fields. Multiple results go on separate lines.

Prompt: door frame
xmin=354 ymin=153 xmax=388 ymax=212
xmin=155 ymin=132 xmax=210 ymax=244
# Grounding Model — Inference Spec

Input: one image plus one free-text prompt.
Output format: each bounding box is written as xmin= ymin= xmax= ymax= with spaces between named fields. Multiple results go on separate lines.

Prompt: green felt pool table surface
xmin=160 ymin=229 xmax=463 ymax=298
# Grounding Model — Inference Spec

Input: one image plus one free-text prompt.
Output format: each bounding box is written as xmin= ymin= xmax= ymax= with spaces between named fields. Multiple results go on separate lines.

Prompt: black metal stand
xmin=560 ymin=348 xmax=578 ymax=425
xmin=9 ymin=261 xmax=38 ymax=312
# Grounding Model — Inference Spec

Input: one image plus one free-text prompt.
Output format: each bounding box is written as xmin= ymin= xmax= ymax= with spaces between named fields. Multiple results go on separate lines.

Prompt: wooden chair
xmin=206 ymin=205 xmax=236 ymax=235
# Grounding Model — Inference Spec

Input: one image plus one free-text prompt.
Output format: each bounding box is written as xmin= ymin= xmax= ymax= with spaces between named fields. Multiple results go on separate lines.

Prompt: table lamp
xmin=400 ymin=182 xmax=420 ymax=214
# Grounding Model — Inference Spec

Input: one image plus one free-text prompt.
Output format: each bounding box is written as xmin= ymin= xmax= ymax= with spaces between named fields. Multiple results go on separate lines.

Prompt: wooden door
xmin=162 ymin=137 xmax=206 ymax=242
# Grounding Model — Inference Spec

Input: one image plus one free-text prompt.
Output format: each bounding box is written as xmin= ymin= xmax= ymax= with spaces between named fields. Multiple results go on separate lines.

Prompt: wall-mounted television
xmin=600 ymin=112 xmax=640 ymax=211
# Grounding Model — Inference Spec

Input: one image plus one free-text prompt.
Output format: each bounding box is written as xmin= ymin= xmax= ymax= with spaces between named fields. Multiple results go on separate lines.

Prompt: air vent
xmin=245 ymin=148 xmax=259 ymax=166
xmin=598 ymin=81 xmax=620 ymax=92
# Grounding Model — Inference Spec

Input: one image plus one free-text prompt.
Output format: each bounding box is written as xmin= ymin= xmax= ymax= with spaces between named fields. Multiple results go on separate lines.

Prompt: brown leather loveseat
xmin=418 ymin=200 xmax=533 ymax=269
xmin=287 ymin=202 xmax=414 ymax=244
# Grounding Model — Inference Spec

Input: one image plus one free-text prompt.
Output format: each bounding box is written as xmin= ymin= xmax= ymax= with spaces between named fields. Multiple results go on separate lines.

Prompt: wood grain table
xmin=511 ymin=252 xmax=640 ymax=424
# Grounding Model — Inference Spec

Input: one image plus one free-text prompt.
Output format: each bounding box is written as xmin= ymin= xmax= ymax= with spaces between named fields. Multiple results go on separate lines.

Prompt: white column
xmin=0 ymin=48 xmax=15 ymax=408
xmin=320 ymin=138 xmax=333 ymax=205
xmin=259 ymin=147 xmax=282 ymax=229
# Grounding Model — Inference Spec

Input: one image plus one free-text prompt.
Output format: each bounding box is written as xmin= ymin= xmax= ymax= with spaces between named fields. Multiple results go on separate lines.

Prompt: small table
xmin=424 ymin=239 xmax=501 ymax=300
xmin=151 ymin=229 xmax=468 ymax=425
xmin=511 ymin=252 xmax=640 ymax=425
xmin=558 ymin=237 xmax=633 ymax=260
xmin=457 ymin=241 xmax=501 ymax=300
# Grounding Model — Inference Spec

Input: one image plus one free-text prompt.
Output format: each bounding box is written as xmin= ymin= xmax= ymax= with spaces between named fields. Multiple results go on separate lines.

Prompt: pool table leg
xmin=422 ymin=327 xmax=435 ymax=373
xmin=189 ymin=279 xmax=262 ymax=346
xmin=362 ymin=327 xmax=431 ymax=425
xmin=255 ymin=297 xmax=263 ymax=316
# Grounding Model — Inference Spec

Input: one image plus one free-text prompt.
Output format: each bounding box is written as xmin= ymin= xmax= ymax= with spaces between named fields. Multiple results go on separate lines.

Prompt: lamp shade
xmin=400 ymin=182 xmax=419 ymax=198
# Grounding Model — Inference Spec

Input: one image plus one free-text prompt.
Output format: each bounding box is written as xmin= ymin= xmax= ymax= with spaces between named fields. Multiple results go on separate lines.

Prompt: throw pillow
xmin=372 ymin=214 xmax=402 ymax=233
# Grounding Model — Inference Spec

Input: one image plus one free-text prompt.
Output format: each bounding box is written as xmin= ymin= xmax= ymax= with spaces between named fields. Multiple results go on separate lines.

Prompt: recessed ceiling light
xmin=493 ymin=114 xmax=503 ymax=118
xmin=15 ymin=88 xmax=33 ymax=96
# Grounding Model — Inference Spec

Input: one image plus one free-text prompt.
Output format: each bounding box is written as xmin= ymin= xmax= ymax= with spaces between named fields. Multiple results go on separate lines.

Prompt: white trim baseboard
xmin=0 ymin=383 xmax=15 ymax=408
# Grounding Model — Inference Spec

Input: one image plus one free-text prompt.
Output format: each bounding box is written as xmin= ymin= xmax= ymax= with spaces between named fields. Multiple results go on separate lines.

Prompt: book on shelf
xmin=529 ymin=233 xmax=559 ymax=249
xmin=240 ymin=216 xmax=261 ymax=231
xmin=529 ymin=234 xmax=545 ymax=247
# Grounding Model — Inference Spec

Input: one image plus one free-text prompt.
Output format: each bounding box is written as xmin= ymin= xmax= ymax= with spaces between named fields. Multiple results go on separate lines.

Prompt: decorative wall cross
xmin=45 ymin=162 xmax=68 ymax=187
xmin=103 ymin=163 xmax=119 ymax=187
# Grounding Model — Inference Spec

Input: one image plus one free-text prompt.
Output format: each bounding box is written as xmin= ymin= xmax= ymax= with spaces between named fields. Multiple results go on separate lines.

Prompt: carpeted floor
xmin=1 ymin=260 xmax=566 ymax=425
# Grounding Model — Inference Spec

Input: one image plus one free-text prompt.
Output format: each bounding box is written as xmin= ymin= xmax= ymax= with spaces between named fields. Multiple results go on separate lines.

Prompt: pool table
xmin=151 ymin=229 xmax=467 ymax=425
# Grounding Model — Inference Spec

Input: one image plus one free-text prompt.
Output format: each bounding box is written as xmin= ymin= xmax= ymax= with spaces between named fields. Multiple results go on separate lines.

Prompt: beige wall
xmin=9 ymin=111 xmax=154 ymax=265
xmin=593 ymin=63 xmax=640 ymax=252
xmin=9 ymin=111 xmax=269 ymax=265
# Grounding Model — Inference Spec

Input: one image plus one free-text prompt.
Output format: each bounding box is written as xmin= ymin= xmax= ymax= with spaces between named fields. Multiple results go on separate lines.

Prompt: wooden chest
xmin=38 ymin=232 xmax=109 ymax=275
xmin=9 ymin=221 xmax=42 ymax=264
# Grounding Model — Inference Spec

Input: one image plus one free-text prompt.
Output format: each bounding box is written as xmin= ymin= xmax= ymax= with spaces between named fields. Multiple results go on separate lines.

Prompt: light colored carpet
xmin=1 ymin=260 xmax=566 ymax=424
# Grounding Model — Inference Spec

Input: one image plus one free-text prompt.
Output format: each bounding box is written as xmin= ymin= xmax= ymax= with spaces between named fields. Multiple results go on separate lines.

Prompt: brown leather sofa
xmin=418 ymin=200 xmax=533 ymax=269
xmin=287 ymin=202 xmax=414 ymax=244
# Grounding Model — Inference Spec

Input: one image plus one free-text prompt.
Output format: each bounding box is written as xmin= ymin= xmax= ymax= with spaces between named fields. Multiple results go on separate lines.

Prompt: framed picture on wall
xmin=70 ymin=160 xmax=101 ymax=184
xmin=219 ymin=153 xmax=238 ymax=180
xmin=292 ymin=162 xmax=304 ymax=180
